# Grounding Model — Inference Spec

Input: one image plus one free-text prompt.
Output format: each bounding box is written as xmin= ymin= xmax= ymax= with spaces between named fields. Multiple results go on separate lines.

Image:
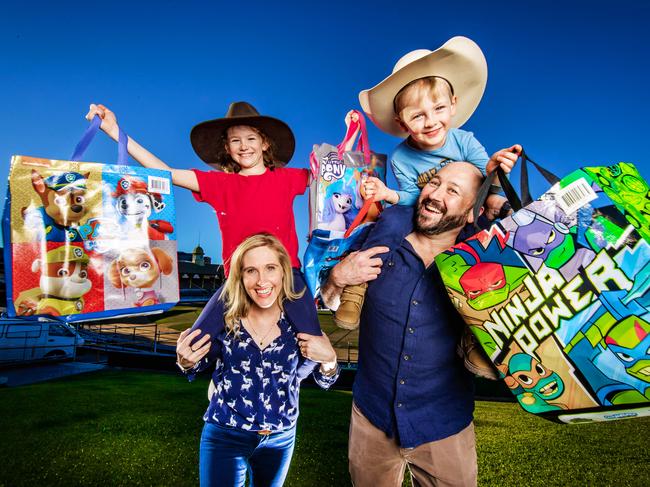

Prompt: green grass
xmin=155 ymin=305 xmax=204 ymax=331
xmin=0 ymin=370 xmax=648 ymax=486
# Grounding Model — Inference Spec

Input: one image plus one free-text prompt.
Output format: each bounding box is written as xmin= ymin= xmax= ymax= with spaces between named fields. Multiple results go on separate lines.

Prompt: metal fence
xmin=0 ymin=313 xmax=360 ymax=370
xmin=76 ymin=322 xmax=179 ymax=354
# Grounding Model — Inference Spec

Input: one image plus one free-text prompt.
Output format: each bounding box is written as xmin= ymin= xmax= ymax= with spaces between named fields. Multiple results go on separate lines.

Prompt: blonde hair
xmin=220 ymin=233 xmax=304 ymax=334
xmin=212 ymin=125 xmax=281 ymax=173
xmin=393 ymin=76 xmax=455 ymax=118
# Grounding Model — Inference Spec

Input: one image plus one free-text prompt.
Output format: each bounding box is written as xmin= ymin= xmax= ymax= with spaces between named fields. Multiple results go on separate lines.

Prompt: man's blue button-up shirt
xmin=353 ymin=205 xmax=474 ymax=448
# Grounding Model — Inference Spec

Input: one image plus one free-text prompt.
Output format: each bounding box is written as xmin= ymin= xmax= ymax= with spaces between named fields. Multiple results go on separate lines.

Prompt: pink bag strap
xmin=343 ymin=197 xmax=382 ymax=239
xmin=336 ymin=110 xmax=371 ymax=164
xmin=309 ymin=110 xmax=372 ymax=179
xmin=309 ymin=151 xmax=320 ymax=180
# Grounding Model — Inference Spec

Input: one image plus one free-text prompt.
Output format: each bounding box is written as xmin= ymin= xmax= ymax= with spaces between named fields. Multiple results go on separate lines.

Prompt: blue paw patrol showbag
xmin=2 ymin=116 xmax=179 ymax=322
xmin=436 ymin=151 xmax=650 ymax=423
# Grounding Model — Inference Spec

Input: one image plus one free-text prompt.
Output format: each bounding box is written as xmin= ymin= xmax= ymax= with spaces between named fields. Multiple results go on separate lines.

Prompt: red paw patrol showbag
xmin=2 ymin=117 xmax=180 ymax=322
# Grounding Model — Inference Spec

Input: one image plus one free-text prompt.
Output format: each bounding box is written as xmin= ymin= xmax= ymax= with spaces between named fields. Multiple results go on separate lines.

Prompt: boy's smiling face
xmin=396 ymin=84 xmax=457 ymax=151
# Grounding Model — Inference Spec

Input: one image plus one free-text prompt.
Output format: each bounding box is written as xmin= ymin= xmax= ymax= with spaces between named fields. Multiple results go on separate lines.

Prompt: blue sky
xmin=1 ymin=0 xmax=649 ymax=262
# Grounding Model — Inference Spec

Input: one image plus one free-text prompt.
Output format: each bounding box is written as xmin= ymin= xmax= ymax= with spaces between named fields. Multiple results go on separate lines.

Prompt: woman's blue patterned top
xmin=200 ymin=316 xmax=339 ymax=432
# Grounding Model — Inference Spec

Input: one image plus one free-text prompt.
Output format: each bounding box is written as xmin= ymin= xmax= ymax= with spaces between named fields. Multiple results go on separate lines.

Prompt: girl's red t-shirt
xmin=192 ymin=167 xmax=309 ymax=275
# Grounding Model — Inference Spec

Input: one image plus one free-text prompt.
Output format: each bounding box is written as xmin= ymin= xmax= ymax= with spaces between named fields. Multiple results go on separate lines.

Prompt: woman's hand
xmin=176 ymin=328 xmax=211 ymax=371
xmin=297 ymin=333 xmax=337 ymax=374
xmin=85 ymin=103 xmax=119 ymax=140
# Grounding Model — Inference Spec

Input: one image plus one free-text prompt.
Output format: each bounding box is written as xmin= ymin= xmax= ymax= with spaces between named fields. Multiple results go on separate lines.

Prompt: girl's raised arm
xmin=86 ymin=103 xmax=199 ymax=192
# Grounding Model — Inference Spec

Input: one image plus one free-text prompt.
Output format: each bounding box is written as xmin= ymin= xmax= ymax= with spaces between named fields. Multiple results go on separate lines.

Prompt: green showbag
xmin=436 ymin=159 xmax=650 ymax=423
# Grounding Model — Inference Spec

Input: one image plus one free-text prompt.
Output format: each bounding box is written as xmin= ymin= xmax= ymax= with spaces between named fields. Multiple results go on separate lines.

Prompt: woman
xmin=176 ymin=233 xmax=339 ymax=487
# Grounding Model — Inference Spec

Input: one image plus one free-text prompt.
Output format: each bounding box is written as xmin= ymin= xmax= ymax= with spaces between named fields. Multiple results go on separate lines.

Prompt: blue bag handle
xmin=70 ymin=115 xmax=129 ymax=164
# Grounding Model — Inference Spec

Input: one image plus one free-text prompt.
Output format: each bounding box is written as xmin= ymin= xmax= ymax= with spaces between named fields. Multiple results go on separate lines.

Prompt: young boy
xmin=333 ymin=37 xmax=519 ymax=378
xmin=362 ymin=75 xmax=518 ymax=209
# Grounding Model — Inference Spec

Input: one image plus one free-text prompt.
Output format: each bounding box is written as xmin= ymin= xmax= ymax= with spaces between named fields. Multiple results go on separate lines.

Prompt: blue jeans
xmin=199 ymin=421 xmax=297 ymax=487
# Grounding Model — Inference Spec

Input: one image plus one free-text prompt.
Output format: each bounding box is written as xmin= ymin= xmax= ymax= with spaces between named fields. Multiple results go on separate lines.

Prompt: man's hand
xmin=330 ymin=246 xmax=390 ymax=288
xmin=486 ymin=144 xmax=522 ymax=175
xmin=363 ymin=177 xmax=399 ymax=204
xmin=321 ymin=246 xmax=389 ymax=310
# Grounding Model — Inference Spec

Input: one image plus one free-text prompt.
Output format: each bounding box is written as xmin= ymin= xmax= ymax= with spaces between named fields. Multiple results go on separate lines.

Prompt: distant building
xmin=178 ymin=245 xmax=225 ymax=291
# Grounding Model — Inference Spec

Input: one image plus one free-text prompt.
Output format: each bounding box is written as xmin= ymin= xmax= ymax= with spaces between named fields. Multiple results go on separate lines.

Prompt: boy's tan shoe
xmin=333 ymin=283 xmax=368 ymax=330
xmin=459 ymin=328 xmax=499 ymax=380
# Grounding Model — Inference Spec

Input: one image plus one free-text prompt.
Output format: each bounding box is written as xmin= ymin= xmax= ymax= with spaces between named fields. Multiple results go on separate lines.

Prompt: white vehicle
xmin=0 ymin=319 xmax=84 ymax=363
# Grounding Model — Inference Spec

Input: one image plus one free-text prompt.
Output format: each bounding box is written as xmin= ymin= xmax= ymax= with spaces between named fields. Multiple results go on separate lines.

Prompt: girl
xmin=86 ymin=102 xmax=322 ymax=339
xmin=176 ymin=233 xmax=338 ymax=486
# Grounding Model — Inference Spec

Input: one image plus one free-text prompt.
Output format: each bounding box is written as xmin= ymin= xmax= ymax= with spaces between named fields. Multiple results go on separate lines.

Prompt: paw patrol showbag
xmin=435 ymin=150 xmax=650 ymax=423
xmin=2 ymin=116 xmax=180 ymax=322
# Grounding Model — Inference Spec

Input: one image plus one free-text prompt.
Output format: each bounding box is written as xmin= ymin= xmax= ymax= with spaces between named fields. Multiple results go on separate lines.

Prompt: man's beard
xmin=414 ymin=199 xmax=469 ymax=236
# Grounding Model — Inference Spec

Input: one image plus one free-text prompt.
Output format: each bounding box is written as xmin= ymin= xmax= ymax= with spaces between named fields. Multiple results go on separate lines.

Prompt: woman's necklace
xmin=244 ymin=313 xmax=279 ymax=347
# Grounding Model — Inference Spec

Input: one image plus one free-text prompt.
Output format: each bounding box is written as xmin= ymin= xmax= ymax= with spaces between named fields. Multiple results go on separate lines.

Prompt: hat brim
xmin=190 ymin=115 xmax=295 ymax=170
xmin=358 ymin=36 xmax=488 ymax=137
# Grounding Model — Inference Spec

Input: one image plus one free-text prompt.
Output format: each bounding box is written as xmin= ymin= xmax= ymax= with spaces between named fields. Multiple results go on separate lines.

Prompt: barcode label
xmin=148 ymin=176 xmax=171 ymax=195
xmin=555 ymin=178 xmax=597 ymax=215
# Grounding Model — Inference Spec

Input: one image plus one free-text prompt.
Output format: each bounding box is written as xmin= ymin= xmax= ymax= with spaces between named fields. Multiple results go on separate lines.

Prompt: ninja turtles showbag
xmin=2 ymin=116 xmax=179 ymax=322
xmin=435 ymin=151 xmax=650 ymax=423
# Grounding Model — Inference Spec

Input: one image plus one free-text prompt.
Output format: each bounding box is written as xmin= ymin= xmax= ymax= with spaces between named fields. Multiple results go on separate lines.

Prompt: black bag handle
xmin=519 ymin=148 xmax=561 ymax=205
xmin=473 ymin=148 xmax=561 ymax=226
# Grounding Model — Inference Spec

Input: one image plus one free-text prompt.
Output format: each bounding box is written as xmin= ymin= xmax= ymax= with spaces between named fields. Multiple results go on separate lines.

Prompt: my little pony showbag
xmin=304 ymin=111 xmax=387 ymax=297
xmin=2 ymin=116 xmax=180 ymax=322
xmin=308 ymin=111 xmax=387 ymax=239
xmin=435 ymin=150 xmax=650 ymax=423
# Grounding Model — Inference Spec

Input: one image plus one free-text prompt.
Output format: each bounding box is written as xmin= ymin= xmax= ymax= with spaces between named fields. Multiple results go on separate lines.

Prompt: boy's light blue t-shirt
xmin=391 ymin=127 xmax=489 ymax=206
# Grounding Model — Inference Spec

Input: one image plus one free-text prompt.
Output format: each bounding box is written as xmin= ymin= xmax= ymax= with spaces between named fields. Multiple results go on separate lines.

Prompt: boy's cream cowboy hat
xmin=191 ymin=101 xmax=295 ymax=169
xmin=358 ymin=36 xmax=487 ymax=137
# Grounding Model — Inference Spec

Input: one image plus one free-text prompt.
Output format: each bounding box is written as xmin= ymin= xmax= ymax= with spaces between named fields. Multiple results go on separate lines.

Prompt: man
xmin=322 ymin=162 xmax=487 ymax=487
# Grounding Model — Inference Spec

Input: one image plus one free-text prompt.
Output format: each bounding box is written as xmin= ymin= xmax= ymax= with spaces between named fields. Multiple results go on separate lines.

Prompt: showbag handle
xmin=70 ymin=115 xmax=129 ymax=165
xmin=518 ymin=148 xmax=560 ymax=206
xmin=336 ymin=110 xmax=371 ymax=164
xmin=473 ymin=148 xmax=560 ymax=225
xmin=309 ymin=110 xmax=373 ymax=179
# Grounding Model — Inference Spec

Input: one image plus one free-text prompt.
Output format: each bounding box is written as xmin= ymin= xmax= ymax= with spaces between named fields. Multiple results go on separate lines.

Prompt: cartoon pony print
xmin=319 ymin=179 xmax=360 ymax=233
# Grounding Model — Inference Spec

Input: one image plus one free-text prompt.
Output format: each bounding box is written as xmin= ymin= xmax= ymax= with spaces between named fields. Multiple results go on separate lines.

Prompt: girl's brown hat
xmin=190 ymin=101 xmax=295 ymax=169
